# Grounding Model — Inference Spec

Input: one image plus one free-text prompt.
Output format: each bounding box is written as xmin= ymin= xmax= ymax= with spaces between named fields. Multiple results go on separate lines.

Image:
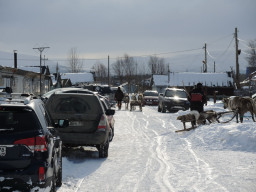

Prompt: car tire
xmin=98 ymin=137 xmax=109 ymax=158
xmin=109 ymin=128 xmax=114 ymax=142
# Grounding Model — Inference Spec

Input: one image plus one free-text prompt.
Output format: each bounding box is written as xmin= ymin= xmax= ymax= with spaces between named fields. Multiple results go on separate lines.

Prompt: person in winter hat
xmin=115 ymin=87 xmax=124 ymax=110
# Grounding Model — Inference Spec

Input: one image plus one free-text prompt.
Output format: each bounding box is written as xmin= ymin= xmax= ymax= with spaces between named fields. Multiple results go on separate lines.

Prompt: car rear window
xmin=0 ymin=107 xmax=40 ymax=132
xmin=49 ymin=94 xmax=103 ymax=114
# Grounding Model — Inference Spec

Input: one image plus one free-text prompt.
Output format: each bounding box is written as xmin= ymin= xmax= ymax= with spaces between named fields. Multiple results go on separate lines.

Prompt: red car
xmin=143 ymin=90 xmax=159 ymax=106
xmin=100 ymin=97 xmax=115 ymax=142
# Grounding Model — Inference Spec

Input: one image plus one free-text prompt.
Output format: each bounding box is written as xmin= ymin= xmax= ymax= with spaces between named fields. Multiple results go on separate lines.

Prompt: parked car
xmin=143 ymin=90 xmax=159 ymax=106
xmin=45 ymin=91 xmax=114 ymax=158
xmin=41 ymin=87 xmax=95 ymax=103
xmin=100 ymin=97 xmax=115 ymax=142
xmin=158 ymin=88 xmax=190 ymax=113
xmin=0 ymin=96 xmax=65 ymax=191
xmin=83 ymin=84 xmax=115 ymax=106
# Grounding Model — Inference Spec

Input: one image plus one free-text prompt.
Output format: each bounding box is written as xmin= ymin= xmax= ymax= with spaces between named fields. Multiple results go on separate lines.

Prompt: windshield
xmin=165 ymin=90 xmax=187 ymax=98
xmin=143 ymin=92 xmax=158 ymax=97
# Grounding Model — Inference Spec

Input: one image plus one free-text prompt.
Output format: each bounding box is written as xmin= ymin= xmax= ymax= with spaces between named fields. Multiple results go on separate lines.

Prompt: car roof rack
xmin=2 ymin=94 xmax=34 ymax=105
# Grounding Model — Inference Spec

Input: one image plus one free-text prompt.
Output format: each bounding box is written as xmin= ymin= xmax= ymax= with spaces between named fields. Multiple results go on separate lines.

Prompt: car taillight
xmin=98 ymin=115 xmax=107 ymax=130
xmin=14 ymin=136 xmax=47 ymax=152
xmin=39 ymin=167 xmax=45 ymax=181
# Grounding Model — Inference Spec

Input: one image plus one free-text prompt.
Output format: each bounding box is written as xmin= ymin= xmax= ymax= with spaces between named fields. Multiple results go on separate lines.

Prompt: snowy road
xmin=58 ymin=101 xmax=256 ymax=192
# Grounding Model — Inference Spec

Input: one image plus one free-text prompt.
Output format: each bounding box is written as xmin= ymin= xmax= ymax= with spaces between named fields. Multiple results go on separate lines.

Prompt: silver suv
xmin=45 ymin=90 xmax=114 ymax=158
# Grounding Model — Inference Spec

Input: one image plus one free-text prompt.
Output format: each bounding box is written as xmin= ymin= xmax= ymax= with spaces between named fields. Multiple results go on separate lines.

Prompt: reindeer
xmin=123 ymin=94 xmax=130 ymax=110
xmin=223 ymin=96 xmax=255 ymax=123
xmin=130 ymin=93 xmax=143 ymax=111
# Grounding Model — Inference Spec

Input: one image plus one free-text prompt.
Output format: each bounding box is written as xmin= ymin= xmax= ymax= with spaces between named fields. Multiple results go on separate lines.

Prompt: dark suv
xmin=83 ymin=84 xmax=115 ymax=106
xmin=158 ymin=88 xmax=190 ymax=113
xmin=0 ymin=96 xmax=64 ymax=191
xmin=45 ymin=91 xmax=114 ymax=158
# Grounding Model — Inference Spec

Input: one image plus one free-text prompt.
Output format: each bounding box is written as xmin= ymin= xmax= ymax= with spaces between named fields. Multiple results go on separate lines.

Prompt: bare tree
xmin=246 ymin=40 xmax=256 ymax=67
xmin=67 ymin=47 xmax=83 ymax=73
xmin=123 ymin=54 xmax=136 ymax=80
xmin=112 ymin=54 xmax=137 ymax=91
xmin=92 ymin=62 xmax=107 ymax=83
xmin=148 ymin=56 xmax=168 ymax=75
xmin=112 ymin=57 xmax=125 ymax=84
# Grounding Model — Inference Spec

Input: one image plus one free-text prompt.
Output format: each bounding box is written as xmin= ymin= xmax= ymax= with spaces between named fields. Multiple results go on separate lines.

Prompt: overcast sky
xmin=0 ymin=0 xmax=256 ymax=72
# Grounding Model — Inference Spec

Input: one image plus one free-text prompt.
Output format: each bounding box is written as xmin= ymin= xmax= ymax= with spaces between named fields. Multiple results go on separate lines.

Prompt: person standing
xmin=115 ymin=87 xmax=124 ymax=110
xmin=188 ymin=83 xmax=207 ymax=113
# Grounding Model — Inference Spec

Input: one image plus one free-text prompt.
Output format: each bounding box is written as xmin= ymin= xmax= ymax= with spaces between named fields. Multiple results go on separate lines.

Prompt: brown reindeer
xmin=223 ymin=96 xmax=255 ymax=123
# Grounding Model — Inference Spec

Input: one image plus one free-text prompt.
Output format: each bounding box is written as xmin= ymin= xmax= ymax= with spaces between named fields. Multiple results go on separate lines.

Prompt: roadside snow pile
xmin=194 ymin=122 xmax=256 ymax=152
xmin=218 ymin=123 xmax=256 ymax=152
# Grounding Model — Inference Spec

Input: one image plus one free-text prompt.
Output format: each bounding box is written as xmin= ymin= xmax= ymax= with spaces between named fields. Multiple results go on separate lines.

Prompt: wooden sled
xmin=175 ymin=126 xmax=198 ymax=132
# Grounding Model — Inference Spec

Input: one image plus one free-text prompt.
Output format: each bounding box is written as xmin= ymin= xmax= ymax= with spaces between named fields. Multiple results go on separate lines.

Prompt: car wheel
xmin=109 ymin=128 xmax=114 ymax=142
xmin=56 ymin=155 xmax=62 ymax=187
xmin=98 ymin=137 xmax=109 ymax=158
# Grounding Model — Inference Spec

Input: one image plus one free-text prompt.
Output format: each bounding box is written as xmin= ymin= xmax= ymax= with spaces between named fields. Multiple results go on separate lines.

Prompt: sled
xmin=175 ymin=126 xmax=198 ymax=133
xmin=216 ymin=110 xmax=238 ymax=123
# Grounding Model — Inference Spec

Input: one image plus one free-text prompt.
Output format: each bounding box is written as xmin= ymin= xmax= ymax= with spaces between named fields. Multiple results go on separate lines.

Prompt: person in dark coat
xmin=115 ymin=87 xmax=124 ymax=110
xmin=188 ymin=83 xmax=207 ymax=113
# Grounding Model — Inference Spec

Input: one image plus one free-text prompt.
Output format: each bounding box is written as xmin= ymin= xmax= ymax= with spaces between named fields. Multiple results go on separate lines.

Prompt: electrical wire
xmin=0 ymin=47 xmax=203 ymax=62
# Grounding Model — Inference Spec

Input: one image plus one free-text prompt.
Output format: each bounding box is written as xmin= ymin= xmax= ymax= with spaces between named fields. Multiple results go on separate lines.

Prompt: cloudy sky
xmin=0 ymin=0 xmax=256 ymax=72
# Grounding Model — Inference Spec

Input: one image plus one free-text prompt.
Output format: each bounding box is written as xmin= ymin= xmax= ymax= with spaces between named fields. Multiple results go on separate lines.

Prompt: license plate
xmin=0 ymin=146 xmax=6 ymax=156
xmin=70 ymin=121 xmax=83 ymax=126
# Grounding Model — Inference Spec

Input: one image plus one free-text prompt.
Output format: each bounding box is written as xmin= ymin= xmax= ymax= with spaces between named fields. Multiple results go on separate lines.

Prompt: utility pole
xmin=33 ymin=46 xmax=50 ymax=96
xmin=234 ymin=27 xmax=241 ymax=89
xmin=168 ymin=64 xmax=170 ymax=84
xmin=108 ymin=55 xmax=110 ymax=86
xmin=202 ymin=43 xmax=207 ymax=73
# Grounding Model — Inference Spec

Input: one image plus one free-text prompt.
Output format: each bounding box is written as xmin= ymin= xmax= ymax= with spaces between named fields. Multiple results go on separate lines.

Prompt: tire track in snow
xmin=183 ymin=139 xmax=229 ymax=192
xmin=169 ymin=115 xmax=228 ymax=191
xmin=139 ymin=114 xmax=175 ymax=192
xmin=114 ymin=110 xmax=153 ymax=192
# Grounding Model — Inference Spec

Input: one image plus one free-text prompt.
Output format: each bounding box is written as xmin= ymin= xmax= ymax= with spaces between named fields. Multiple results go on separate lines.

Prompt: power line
xmin=48 ymin=47 xmax=203 ymax=62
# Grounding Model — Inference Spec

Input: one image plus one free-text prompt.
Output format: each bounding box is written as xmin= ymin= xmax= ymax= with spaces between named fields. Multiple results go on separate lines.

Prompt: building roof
xmin=61 ymin=72 xmax=94 ymax=85
xmin=153 ymin=72 xmax=233 ymax=87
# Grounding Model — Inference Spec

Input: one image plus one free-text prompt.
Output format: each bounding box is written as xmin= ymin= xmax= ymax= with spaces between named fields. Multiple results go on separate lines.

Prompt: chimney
xmin=14 ymin=50 xmax=17 ymax=68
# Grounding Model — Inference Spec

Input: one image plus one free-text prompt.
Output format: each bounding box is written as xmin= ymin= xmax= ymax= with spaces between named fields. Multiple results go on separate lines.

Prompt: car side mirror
xmin=106 ymin=109 xmax=115 ymax=116
xmin=159 ymin=93 xmax=163 ymax=96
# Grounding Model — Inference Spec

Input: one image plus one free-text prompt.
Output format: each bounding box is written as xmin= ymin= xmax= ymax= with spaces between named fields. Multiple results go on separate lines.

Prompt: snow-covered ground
xmin=58 ymin=100 xmax=256 ymax=192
